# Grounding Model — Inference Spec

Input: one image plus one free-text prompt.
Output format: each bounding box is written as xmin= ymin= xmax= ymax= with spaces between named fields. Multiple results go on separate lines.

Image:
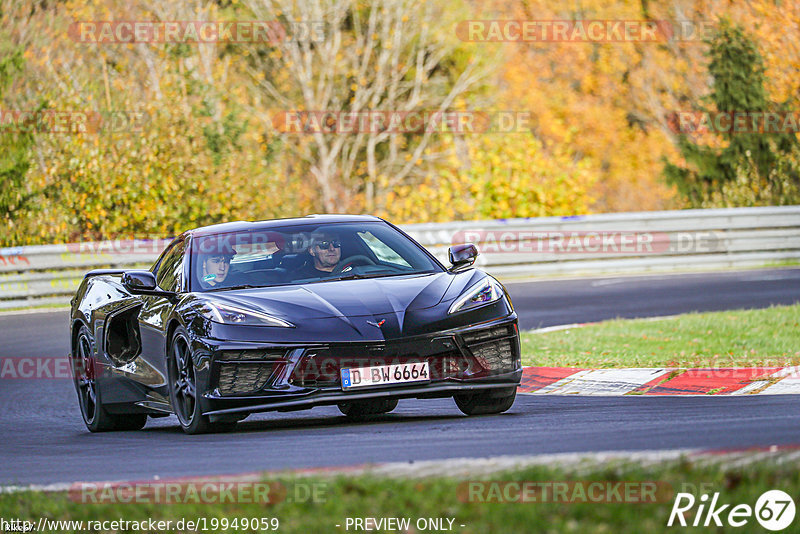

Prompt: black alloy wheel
xmin=168 ymin=326 xmax=235 ymax=434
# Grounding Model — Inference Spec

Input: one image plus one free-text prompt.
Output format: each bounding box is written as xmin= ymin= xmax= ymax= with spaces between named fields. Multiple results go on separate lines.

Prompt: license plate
xmin=341 ymin=362 xmax=430 ymax=390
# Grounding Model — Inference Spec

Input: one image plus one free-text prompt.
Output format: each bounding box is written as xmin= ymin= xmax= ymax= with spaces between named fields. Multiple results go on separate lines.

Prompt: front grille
xmin=218 ymin=349 xmax=286 ymax=361
xmin=462 ymin=326 xmax=518 ymax=374
xmin=288 ymin=345 xmax=469 ymax=388
xmin=217 ymin=362 xmax=278 ymax=395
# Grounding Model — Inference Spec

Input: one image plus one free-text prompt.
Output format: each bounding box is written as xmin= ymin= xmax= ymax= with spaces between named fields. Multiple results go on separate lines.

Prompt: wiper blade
xmin=205 ymin=284 xmax=259 ymax=292
xmin=306 ymin=271 xmax=417 ymax=283
xmin=305 ymin=273 xmax=366 ymax=283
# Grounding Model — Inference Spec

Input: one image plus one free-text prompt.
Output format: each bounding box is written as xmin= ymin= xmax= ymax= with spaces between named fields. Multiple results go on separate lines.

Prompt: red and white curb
xmin=518 ymin=365 xmax=800 ymax=395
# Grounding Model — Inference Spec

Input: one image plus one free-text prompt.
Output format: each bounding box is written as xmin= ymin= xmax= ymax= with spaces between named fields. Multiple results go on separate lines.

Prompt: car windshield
xmin=190 ymin=221 xmax=443 ymax=292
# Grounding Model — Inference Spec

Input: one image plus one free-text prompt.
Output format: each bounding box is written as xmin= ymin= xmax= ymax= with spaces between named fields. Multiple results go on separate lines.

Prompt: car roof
xmin=187 ymin=214 xmax=385 ymax=238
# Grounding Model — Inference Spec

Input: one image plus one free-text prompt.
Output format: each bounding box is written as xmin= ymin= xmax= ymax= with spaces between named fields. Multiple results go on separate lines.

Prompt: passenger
xmin=197 ymin=242 xmax=235 ymax=289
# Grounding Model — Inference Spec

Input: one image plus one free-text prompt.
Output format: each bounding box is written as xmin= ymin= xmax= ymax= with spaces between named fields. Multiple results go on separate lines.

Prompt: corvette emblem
xmin=367 ymin=319 xmax=386 ymax=328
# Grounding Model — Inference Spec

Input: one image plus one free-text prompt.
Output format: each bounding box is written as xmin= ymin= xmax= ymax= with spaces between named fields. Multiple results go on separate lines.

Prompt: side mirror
xmin=448 ymin=243 xmax=478 ymax=271
xmin=121 ymin=270 xmax=175 ymax=297
xmin=122 ymin=270 xmax=170 ymax=295
xmin=122 ymin=270 xmax=157 ymax=292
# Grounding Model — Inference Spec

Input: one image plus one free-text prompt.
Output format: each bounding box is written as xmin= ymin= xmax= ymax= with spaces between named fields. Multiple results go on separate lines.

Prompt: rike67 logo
xmin=668 ymin=490 xmax=796 ymax=531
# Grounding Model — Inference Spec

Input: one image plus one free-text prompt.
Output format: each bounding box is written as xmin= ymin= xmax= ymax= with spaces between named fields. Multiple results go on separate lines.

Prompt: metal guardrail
xmin=1 ymin=206 xmax=798 ymax=309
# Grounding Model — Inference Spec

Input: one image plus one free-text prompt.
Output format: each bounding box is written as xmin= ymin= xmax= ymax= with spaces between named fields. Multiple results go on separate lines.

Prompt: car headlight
xmin=200 ymin=302 xmax=294 ymax=327
xmin=448 ymin=277 xmax=505 ymax=314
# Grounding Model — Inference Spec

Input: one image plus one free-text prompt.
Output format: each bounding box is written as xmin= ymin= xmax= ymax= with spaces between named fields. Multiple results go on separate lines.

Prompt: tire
xmin=338 ymin=398 xmax=399 ymax=418
xmin=167 ymin=326 xmax=236 ymax=434
xmin=72 ymin=325 xmax=147 ymax=432
xmin=454 ymin=387 xmax=516 ymax=416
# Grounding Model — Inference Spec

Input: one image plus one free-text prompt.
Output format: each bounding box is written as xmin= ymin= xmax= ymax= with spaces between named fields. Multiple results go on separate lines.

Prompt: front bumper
xmin=196 ymin=317 xmax=521 ymax=416
xmin=204 ymin=372 xmax=521 ymax=417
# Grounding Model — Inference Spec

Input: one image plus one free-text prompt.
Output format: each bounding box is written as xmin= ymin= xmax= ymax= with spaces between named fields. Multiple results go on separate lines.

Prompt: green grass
xmin=2 ymin=459 xmax=797 ymax=533
xmin=763 ymin=259 xmax=800 ymax=268
xmin=521 ymin=304 xmax=800 ymax=368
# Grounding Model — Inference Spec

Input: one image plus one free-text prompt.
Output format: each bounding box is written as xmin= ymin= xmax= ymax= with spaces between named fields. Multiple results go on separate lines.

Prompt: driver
xmin=300 ymin=232 xmax=342 ymax=278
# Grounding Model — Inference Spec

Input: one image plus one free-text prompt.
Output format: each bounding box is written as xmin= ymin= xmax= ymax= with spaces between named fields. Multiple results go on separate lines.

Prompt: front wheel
xmin=72 ymin=325 xmax=147 ymax=432
xmin=454 ymin=387 xmax=516 ymax=416
xmin=168 ymin=327 xmax=235 ymax=434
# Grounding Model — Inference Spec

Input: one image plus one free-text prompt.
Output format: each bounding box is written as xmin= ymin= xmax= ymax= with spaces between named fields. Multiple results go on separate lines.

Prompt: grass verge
xmin=1 ymin=458 xmax=797 ymax=533
xmin=521 ymin=304 xmax=800 ymax=368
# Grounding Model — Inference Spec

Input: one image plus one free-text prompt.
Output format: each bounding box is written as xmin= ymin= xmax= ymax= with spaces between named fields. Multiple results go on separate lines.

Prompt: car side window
xmin=155 ymin=239 xmax=187 ymax=292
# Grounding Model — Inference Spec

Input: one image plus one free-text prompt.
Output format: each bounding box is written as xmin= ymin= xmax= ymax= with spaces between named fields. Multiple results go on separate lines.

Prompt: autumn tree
xmin=2 ymin=0 xmax=799 ymax=247
xmin=378 ymin=133 xmax=596 ymax=222
xmin=663 ymin=20 xmax=800 ymax=206
xmin=0 ymin=31 xmax=37 ymax=244
xmin=244 ymin=0 xmax=490 ymax=213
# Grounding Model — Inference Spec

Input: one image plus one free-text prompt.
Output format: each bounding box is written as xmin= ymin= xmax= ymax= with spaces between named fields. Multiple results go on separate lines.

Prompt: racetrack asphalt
xmin=1 ymin=268 xmax=799 ymax=485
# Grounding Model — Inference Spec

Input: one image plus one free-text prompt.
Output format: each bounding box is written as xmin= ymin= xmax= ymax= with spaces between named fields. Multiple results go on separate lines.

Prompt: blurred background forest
xmin=1 ymin=0 xmax=798 ymax=246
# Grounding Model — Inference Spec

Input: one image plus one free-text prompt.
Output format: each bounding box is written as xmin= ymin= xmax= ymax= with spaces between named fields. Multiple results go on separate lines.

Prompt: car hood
xmin=206 ymin=271 xmax=482 ymax=320
xmin=193 ymin=269 xmax=500 ymax=341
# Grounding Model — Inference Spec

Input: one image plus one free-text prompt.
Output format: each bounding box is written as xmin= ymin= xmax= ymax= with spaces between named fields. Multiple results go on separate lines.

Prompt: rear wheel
xmin=72 ymin=325 xmax=147 ymax=432
xmin=168 ymin=327 xmax=236 ymax=434
xmin=338 ymin=398 xmax=398 ymax=418
xmin=454 ymin=387 xmax=516 ymax=416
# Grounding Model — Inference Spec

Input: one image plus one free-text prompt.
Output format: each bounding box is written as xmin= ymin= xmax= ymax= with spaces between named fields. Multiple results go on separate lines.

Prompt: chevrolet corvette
xmin=69 ymin=215 xmax=521 ymax=433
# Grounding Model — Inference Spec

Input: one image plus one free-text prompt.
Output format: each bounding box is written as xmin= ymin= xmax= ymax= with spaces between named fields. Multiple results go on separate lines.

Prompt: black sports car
xmin=69 ymin=215 xmax=521 ymax=433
